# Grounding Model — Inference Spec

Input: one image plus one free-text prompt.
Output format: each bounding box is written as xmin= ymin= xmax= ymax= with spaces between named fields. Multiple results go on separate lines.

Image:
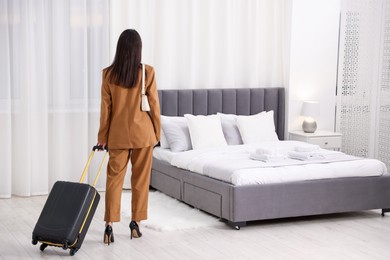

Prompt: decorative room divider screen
xmin=336 ymin=0 xmax=390 ymax=169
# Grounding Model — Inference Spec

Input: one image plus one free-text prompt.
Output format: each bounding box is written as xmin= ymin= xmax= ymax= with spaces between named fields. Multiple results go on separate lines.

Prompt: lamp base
xmin=302 ymin=120 xmax=317 ymax=133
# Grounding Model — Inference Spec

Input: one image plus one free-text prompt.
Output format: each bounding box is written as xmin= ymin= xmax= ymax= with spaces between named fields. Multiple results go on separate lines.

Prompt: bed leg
xmin=227 ymin=221 xmax=246 ymax=230
xmin=381 ymin=208 xmax=390 ymax=216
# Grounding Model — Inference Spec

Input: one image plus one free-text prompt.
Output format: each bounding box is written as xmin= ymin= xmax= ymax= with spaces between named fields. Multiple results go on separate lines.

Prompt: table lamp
xmin=301 ymin=101 xmax=319 ymax=133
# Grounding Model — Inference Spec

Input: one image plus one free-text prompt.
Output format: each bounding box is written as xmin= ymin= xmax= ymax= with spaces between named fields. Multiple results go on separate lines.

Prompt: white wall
xmin=287 ymin=0 xmax=341 ymax=132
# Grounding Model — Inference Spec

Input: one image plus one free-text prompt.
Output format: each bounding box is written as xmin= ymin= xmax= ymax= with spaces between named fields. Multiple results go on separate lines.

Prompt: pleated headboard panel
xmin=157 ymin=88 xmax=285 ymax=140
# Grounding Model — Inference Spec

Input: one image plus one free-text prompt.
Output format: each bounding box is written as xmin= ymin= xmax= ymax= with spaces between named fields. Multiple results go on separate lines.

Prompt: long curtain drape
xmin=336 ymin=0 xmax=390 ymax=169
xmin=0 ymin=0 xmax=290 ymax=198
xmin=0 ymin=0 xmax=110 ymax=198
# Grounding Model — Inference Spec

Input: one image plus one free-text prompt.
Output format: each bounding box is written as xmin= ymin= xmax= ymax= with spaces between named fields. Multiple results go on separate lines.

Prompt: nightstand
xmin=288 ymin=130 xmax=342 ymax=151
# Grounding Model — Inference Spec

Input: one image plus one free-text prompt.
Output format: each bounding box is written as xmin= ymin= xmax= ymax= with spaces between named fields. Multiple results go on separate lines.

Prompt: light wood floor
xmin=1 ymin=191 xmax=389 ymax=260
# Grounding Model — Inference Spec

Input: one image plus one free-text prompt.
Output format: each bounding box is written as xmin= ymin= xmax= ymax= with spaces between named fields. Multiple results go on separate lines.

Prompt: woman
xmin=97 ymin=29 xmax=160 ymax=244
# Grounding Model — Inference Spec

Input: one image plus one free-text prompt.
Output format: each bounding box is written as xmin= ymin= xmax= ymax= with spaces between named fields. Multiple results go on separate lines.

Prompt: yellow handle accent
xmin=93 ymin=152 xmax=108 ymax=187
xmin=79 ymin=151 xmax=95 ymax=183
xmin=80 ymin=149 xmax=109 ymax=186
xmin=79 ymin=190 xmax=97 ymax=234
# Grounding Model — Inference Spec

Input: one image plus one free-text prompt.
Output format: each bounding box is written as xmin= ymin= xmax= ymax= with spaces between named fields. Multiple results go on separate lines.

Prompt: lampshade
xmin=301 ymin=101 xmax=320 ymax=118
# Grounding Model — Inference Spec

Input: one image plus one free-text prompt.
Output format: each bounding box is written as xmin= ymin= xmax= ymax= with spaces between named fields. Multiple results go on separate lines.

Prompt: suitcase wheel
xmin=70 ymin=248 xmax=78 ymax=256
xmin=31 ymin=236 xmax=38 ymax=245
xmin=39 ymin=243 xmax=48 ymax=252
xmin=62 ymin=240 xmax=68 ymax=250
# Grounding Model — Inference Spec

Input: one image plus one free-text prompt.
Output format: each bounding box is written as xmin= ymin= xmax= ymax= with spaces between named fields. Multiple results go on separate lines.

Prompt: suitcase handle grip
xmin=92 ymin=145 xmax=108 ymax=152
xmin=79 ymin=146 xmax=109 ymax=186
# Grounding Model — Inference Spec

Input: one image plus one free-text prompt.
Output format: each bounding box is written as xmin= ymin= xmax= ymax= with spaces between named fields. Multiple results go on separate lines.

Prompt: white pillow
xmin=236 ymin=111 xmax=279 ymax=144
xmin=161 ymin=116 xmax=192 ymax=152
xmin=217 ymin=113 xmax=243 ymax=145
xmin=159 ymin=129 xmax=170 ymax=149
xmin=184 ymin=114 xmax=227 ymax=150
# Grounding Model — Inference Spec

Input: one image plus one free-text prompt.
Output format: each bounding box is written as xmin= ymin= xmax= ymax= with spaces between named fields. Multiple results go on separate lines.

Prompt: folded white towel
xmin=255 ymin=147 xmax=277 ymax=155
xmin=250 ymin=152 xmax=286 ymax=162
xmin=294 ymin=144 xmax=320 ymax=153
xmin=288 ymin=151 xmax=325 ymax=161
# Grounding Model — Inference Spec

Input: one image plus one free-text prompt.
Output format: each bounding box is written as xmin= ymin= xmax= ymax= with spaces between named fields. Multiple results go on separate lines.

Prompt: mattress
xmin=153 ymin=141 xmax=388 ymax=186
xmin=153 ymin=147 xmax=177 ymax=163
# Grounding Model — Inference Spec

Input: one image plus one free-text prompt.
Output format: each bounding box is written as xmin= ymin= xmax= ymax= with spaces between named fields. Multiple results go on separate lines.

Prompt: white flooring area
xmin=1 ymin=190 xmax=390 ymax=260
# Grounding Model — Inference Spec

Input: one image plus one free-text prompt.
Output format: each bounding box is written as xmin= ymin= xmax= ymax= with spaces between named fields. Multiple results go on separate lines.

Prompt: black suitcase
xmin=32 ymin=146 xmax=108 ymax=256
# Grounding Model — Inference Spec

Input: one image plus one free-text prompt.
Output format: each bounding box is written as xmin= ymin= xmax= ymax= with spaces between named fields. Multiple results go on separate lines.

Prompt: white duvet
xmin=153 ymin=141 xmax=388 ymax=186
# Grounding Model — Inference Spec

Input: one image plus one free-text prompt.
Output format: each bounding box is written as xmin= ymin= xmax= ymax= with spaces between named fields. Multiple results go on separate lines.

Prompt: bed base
xmin=151 ymin=159 xmax=390 ymax=229
xmin=227 ymin=221 xmax=247 ymax=230
xmin=382 ymin=208 xmax=390 ymax=216
xmin=230 ymin=209 xmax=390 ymax=228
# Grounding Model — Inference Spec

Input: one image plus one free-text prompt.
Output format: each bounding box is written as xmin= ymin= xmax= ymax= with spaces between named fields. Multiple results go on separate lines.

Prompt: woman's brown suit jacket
xmin=98 ymin=64 xmax=161 ymax=149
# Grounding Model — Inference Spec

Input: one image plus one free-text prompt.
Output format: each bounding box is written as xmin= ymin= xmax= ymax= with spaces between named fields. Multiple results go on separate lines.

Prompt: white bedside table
xmin=288 ymin=130 xmax=342 ymax=151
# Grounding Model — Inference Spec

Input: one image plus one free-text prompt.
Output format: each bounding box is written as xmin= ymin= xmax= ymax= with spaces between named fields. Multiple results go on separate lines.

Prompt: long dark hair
xmin=106 ymin=29 xmax=142 ymax=88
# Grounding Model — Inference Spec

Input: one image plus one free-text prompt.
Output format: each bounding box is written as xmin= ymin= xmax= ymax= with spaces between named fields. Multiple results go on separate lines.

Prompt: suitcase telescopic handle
xmin=79 ymin=146 xmax=109 ymax=187
xmin=92 ymin=145 xmax=108 ymax=152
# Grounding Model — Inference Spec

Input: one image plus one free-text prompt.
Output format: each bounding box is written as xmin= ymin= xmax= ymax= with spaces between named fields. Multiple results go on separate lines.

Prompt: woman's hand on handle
xmin=96 ymin=142 xmax=107 ymax=151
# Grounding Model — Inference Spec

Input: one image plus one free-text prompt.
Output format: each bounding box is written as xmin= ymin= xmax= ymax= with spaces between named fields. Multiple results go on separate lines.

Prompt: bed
xmin=150 ymin=88 xmax=390 ymax=229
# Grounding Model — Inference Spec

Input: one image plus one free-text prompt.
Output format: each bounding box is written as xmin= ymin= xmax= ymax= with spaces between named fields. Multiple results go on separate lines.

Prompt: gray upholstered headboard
xmin=157 ymin=88 xmax=285 ymax=140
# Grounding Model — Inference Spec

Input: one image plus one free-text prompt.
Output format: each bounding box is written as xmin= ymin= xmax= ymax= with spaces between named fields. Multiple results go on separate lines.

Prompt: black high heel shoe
xmin=104 ymin=225 xmax=114 ymax=245
xmin=129 ymin=221 xmax=142 ymax=239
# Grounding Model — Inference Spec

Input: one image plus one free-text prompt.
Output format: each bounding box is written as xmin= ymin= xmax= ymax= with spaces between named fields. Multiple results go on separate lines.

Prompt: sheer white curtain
xmin=1 ymin=0 xmax=290 ymax=198
xmin=0 ymin=0 xmax=109 ymax=198
xmin=111 ymin=0 xmax=290 ymax=89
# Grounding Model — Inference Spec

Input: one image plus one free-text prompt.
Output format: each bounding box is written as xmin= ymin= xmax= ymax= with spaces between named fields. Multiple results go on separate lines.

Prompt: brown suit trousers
xmin=104 ymin=146 xmax=154 ymax=222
